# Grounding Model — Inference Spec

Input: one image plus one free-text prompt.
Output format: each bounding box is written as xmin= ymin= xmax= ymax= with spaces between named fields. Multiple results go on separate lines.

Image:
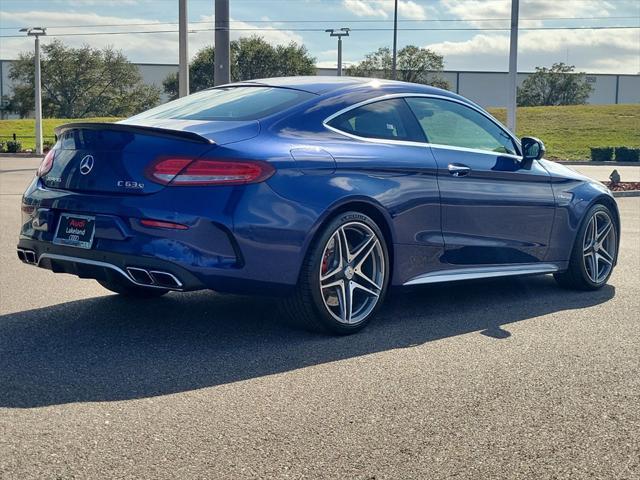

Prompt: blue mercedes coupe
xmin=18 ymin=77 xmax=619 ymax=334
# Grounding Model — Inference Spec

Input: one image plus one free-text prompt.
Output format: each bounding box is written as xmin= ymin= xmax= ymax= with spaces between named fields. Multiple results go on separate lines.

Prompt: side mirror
xmin=521 ymin=136 xmax=546 ymax=163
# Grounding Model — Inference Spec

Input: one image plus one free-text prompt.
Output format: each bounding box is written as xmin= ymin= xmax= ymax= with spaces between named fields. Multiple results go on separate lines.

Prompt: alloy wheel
xmin=319 ymin=221 xmax=385 ymax=324
xmin=582 ymin=210 xmax=616 ymax=284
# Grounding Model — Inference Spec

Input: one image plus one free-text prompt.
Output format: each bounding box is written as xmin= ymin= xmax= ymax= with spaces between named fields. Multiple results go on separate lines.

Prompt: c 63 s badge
xmin=117 ymin=180 xmax=145 ymax=189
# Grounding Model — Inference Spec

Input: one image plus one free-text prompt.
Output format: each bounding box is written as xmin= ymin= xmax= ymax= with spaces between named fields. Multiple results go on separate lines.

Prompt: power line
xmin=2 ymin=25 xmax=638 ymax=39
xmin=1 ymin=16 xmax=638 ymax=30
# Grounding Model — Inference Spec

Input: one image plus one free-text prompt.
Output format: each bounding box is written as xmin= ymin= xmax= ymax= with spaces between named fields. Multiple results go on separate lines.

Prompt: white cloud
xmin=318 ymin=49 xmax=338 ymax=58
xmin=342 ymin=0 xmax=428 ymax=20
xmin=439 ymin=0 xmax=615 ymax=27
xmin=397 ymin=0 xmax=429 ymax=20
xmin=52 ymin=0 xmax=145 ymax=5
xmin=431 ymin=0 xmax=637 ymax=72
xmin=0 ymin=11 xmax=304 ymax=64
xmin=343 ymin=0 xmax=388 ymax=18
xmin=426 ymin=28 xmax=640 ymax=73
xmin=197 ymin=15 xmax=303 ymax=47
xmin=0 ymin=11 xmax=176 ymax=62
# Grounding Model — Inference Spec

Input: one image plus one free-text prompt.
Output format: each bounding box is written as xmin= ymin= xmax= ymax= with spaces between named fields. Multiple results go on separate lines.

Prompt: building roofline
xmin=0 ymin=58 xmax=638 ymax=76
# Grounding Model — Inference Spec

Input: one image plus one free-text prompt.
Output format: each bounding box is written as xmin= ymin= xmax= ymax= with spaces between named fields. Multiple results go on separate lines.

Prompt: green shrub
xmin=590 ymin=147 xmax=613 ymax=162
xmin=6 ymin=140 xmax=21 ymax=153
xmin=614 ymin=147 xmax=640 ymax=162
xmin=43 ymin=139 xmax=55 ymax=152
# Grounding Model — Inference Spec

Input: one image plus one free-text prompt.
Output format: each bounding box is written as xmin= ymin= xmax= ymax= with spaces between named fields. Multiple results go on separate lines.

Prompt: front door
xmin=406 ymin=96 xmax=556 ymax=266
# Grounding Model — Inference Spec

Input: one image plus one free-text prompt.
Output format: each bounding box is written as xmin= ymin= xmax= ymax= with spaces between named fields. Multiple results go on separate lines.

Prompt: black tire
xmin=281 ymin=211 xmax=390 ymax=335
xmin=554 ymin=203 xmax=618 ymax=291
xmin=97 ymin=277 xmax=169 ymax=298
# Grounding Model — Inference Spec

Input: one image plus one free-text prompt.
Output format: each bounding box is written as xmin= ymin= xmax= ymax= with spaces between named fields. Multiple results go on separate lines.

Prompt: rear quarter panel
xmin=233 ymin=108 xmax=443 ymax=285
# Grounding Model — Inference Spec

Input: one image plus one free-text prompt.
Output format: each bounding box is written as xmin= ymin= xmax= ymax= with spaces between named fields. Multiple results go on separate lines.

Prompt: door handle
xmin=448 ymin=163 xmax=471 ymax=177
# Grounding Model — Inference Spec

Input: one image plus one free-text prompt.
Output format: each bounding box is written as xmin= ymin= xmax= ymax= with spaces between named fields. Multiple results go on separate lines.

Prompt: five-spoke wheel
xmin=282 ymin=211 xmax=389 ymax=334
xmin=582 ymin=210 xmax=616 ymax=284
xmin=555 ymin=203 xmax=618 ymax=290
xmin=319 ymin=222 xmax=385 ymax=325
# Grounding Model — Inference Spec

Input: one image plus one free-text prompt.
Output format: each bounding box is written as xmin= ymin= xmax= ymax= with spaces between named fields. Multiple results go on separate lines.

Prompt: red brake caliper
xmin=321 ymin=251 xmax=330 ymax=275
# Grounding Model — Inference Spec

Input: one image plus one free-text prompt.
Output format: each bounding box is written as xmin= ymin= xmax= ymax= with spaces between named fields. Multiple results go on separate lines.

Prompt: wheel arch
xmin=299 ymin=196 xmax=396 ymax=283
xmin=590 ymin=194 xmax=621 ymax=265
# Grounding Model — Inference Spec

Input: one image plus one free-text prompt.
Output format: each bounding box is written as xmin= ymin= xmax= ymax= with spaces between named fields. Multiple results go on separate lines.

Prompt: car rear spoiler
xmin=54 ymin=122 xmax=215 ymax=145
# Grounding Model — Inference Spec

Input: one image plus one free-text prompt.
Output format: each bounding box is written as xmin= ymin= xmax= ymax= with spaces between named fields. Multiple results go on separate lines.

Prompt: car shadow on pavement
xmin=0 ymin=275 xmax=614 ymax=408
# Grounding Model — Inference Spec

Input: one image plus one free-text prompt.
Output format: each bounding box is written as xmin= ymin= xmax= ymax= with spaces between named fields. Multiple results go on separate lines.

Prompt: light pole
xmin=507 ymin=0 xmax=519 ymax=132
xmin=325 ymin=28 xmax=350 ymax=76
xmin=392 ymin=0 xmax=398 ymax=80
xmin=178 ymin=0 xmax=189 ymax=97
xmin=20 ymin=27 xmax=46 ymax=155
xmin=214 ymin=0 xmax=230 ymax=86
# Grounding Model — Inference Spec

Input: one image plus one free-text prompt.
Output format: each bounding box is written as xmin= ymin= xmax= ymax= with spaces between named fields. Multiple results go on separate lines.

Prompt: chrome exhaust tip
xmin=125 ymin=266 xmax=183 ymax=290
xmin=149 ymin=270 xmax=183 ymax=289
xmin=126 ymin=267 xmax=154 ymax=285
xmin=25 ymin=250 xmax=37 ymax=264
xmin=17 ymin=248 xmax=37 ymax=264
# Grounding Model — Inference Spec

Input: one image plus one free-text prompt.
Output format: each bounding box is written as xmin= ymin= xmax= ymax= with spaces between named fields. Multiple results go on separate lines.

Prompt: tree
xmin=346 ymin=46 xmax=449 ymax=89
xmin=163 ymin=45 xmax=216 ymax=99
xmin=517 ymin=63 xmax=592 ymax=106
xmin=8 ymin=40 xmax=161 ymax=118
xmin=163 ymin=36 xmax=316 ymax=99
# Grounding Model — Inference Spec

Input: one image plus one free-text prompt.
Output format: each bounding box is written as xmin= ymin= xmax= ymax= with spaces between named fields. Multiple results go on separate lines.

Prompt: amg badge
xmin=117 ymin=180 xmax=145 ymax=189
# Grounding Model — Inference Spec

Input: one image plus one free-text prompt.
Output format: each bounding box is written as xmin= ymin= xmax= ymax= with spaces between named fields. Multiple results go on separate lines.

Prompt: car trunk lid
xmin=45 ymin=120 xmax=259 ymax=195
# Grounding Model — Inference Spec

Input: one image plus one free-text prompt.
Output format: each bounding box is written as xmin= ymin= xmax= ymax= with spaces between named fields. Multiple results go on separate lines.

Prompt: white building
xmin=1 ymin=59 xmax=638 ymax=119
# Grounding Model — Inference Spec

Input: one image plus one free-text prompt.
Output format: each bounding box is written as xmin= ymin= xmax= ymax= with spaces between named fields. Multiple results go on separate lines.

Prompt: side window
xmin=405 ymin=97 xmax=518 ymax=155
xmin=328 ymin=98 xmax=425 ymax=142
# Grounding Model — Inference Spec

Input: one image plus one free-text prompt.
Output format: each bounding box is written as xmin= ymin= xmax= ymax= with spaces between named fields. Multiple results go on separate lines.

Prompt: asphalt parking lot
xmin=1 ymin=157 xmax=639 ymax=479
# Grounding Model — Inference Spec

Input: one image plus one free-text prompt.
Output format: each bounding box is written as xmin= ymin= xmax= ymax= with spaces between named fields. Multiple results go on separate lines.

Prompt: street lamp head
xmin=19 ymin=27 xmax=47 ymax=36
xmin=325 ymin=27 xmax=350 ymax=38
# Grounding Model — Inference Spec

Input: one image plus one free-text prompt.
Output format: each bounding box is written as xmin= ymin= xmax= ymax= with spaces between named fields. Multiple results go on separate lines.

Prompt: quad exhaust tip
xmin=126 ymin=266 xmax=183 ymax=289
xmin=17 ymin=248 xmax=37 ymax=265
xmin=17 ymin=248 xmax=182 ymax=290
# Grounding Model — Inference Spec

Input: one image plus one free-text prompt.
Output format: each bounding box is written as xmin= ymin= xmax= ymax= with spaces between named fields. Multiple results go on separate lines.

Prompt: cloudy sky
xmin=1 ymin=0 xmax=638 ymax=73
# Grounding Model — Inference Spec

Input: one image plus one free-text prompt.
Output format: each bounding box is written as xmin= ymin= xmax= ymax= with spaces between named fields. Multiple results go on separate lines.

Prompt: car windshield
xmin=131 ymin=86 xmax=315 ymax=121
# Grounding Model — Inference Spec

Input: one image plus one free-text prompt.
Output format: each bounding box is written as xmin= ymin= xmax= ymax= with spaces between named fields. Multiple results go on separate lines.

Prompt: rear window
xmin=132 ymin=86 xmax=315 ymax=121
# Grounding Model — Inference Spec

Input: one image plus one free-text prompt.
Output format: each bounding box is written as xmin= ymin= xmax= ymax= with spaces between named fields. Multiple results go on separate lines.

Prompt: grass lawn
xmin=488 ymin=104 xmax=639 ymax=160
xmin=1 ymin=104 xmax=639 ymax=160
xmin=0 ymin=117 xmax=121 ymax=151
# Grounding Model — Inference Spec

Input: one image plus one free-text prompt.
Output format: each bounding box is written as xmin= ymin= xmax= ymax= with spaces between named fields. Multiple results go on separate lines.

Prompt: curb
xmin=612 ymin=190 xmax=640 ymax=198
xmin=0 ymin=153 xmax=44 ymax=158
xmin=557 ymin=161 xmax=640 ymax=166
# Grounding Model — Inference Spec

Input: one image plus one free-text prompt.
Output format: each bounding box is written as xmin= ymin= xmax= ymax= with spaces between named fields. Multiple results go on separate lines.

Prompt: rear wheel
xmin=282 ymin=211 xmax=389 ymax=334
xmin=97 ymin=277 xmax=169 ymax=298
xmin=554 ymin=203 xmax=618 ymax=290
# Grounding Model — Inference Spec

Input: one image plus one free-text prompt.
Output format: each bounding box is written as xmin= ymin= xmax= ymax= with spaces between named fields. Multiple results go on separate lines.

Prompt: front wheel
xmin=282 ymin=211 xmax=390 ymax=334
xmin=554 ymin=203 xmax=618 ymax=290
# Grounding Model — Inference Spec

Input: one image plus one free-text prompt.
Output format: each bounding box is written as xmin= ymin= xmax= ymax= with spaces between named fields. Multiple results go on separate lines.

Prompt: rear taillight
xmin=37 ymin=149 xmax=56 ymax=177
xmin=146 ymin=157 xmax=275 ymax=186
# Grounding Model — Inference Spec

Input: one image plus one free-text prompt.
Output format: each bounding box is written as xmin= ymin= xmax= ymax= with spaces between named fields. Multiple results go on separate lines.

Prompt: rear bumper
xmin=18 ymin=178 xmax=319 ymax=295
xmin=16 ymin=238 xmax=299 ymax=295
xmin=17 ymin=240 xmax=204 ymax=291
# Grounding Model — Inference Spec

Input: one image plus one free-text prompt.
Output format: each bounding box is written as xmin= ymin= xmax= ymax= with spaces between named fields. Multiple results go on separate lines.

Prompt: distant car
xmin=17 ymin=77 xmax=619 ymax=334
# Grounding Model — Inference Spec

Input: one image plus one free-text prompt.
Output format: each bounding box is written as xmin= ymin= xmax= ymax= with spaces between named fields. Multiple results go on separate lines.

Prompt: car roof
xmin=229 ymin=75 xmax=456 ymax=97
